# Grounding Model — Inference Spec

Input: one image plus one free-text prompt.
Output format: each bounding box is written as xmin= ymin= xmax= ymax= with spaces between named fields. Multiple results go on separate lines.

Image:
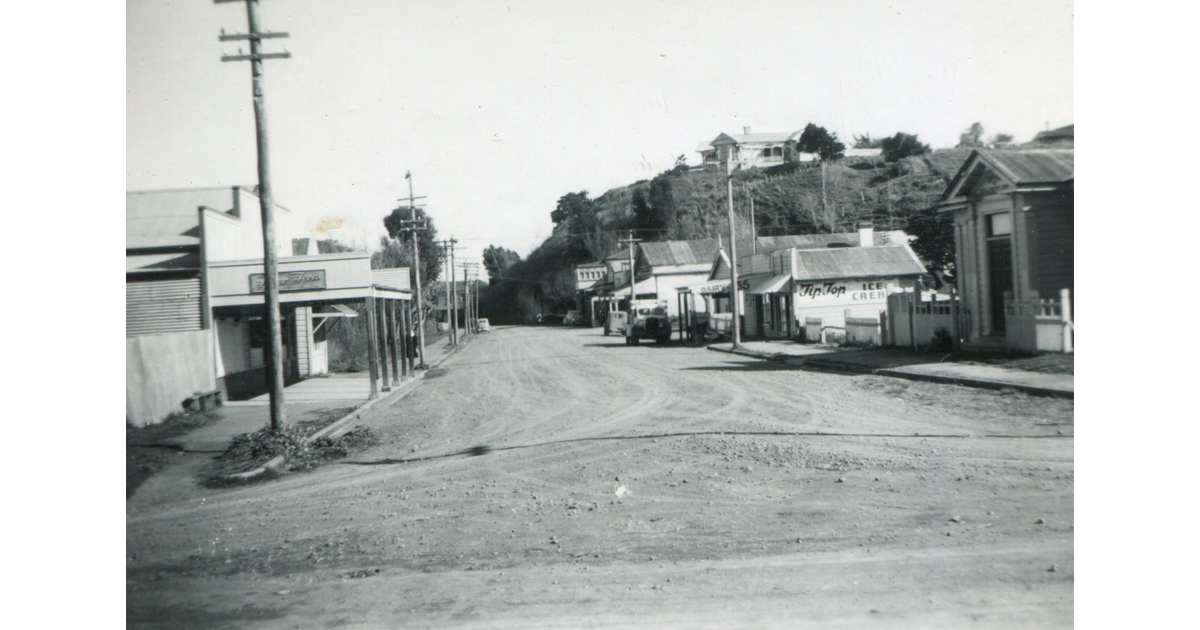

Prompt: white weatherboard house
xmin=127 ymin=187 xmax=414 ymax=426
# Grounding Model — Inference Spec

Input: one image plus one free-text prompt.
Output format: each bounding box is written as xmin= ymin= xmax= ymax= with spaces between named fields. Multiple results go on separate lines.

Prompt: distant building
xmin=706 ymin=127 xmax=802 ymax=169
xmin=1032 ymin=124 xmax=1073 ymax=147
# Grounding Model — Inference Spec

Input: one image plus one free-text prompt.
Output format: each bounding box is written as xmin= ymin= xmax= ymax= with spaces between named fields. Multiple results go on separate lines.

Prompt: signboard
xmin=793 ymin=279 xmax=896 ymax=307
xmin=249 ymin=269 xmax=327 ymax=293
xmin=698 ymin=281 xmax=731 ymax=294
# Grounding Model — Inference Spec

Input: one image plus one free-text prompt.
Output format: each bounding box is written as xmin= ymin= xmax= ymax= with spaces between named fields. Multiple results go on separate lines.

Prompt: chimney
xmin=743 ymin=126 xmax=751 ymax=135
xmin=858 ymin=221 xmax=874 ymax=248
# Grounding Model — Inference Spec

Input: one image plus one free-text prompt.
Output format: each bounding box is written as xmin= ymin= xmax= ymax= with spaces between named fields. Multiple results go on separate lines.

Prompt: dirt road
xmin=127 ymin=326 xmax=1073 ymax=629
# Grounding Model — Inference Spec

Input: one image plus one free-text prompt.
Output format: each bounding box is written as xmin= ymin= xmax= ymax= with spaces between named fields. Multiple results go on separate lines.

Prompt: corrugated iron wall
xmin=126 ymin=277 xmax=203 ymax=337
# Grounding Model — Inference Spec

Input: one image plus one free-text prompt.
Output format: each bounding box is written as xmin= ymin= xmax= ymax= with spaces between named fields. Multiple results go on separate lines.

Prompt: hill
xmin=480 ymin=148 xmax=978 ymax=324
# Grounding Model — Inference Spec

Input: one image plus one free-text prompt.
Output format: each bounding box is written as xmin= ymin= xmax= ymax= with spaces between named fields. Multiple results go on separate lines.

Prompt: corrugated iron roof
xmin=639 ymin=239 xmax=722 ymax=267
xmin=790 ymin=245 xmax=926 ymax=281
xmin=979 ymin=150 xmax=1073 ymax=184
xmin=757 ymin=230 xmax=908 ymax=251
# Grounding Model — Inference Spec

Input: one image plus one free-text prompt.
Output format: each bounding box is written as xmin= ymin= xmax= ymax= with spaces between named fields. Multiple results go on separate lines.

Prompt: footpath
xmin=161 ymin=334 xmax=465 ymax=457
xmin=708 ymin=340 xmax=1073 ymax=398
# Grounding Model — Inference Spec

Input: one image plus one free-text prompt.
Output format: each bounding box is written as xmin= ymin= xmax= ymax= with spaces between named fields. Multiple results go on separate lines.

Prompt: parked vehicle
xmin=477 ymin=318 xmax=490 ymax=333
xmin=626 ymin=302 xmax=671 ymax=345
xmin=564 ymin=310 xmax=583 ymax=326
xmin=605 ymin=310 xmax=627 ymax=336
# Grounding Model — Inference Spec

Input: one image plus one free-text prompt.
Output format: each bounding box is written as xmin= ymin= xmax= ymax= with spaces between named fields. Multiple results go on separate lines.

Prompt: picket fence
xmin=1004 ymin=289 xmax=1073 ymax=353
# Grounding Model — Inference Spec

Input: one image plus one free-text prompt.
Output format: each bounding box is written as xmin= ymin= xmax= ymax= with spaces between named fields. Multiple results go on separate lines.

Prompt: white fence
xmin=845 ymin=311 xmax=883 ymax=346
xmin=1005 ymin=289 xmax=1073 ymax=353
xmin=804 ymin=317 xmax=824 ymax=343
xmin=886 ymin=290 xmax=962 ymax=350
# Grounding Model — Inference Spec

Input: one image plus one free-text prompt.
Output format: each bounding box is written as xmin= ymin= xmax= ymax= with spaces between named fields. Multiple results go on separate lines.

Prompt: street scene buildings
xmin=126 ymin=2 xmax=1074 ymax=628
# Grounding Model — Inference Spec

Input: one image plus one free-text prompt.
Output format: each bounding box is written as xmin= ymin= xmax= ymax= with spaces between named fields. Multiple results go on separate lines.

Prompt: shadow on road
xmin=340 ymin=428 xmax=1068 ymax=468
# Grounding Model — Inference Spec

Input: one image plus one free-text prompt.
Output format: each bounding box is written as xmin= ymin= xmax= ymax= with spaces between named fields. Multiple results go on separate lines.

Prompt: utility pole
xmin=449 ymin=237 xmax=458 ymax=344
xmin=746 ymin=185 xmax=757 ymax=254
xmin=216 ymin=0 xmax=291 ymax=431
xmin=397 ymin=171 xmax=429 ymax=368
xmin=458 ymin=262 xmax=481 ymax=335
xmin=726 ymin=158 xmax=742 ymax=348
xmin=620 ymin=232 xmax=642 ymax=311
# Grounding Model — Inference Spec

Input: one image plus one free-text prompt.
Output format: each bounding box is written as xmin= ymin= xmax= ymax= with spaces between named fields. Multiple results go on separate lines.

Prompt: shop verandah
xmin=208 ymin=257 xmax=425 ymax=403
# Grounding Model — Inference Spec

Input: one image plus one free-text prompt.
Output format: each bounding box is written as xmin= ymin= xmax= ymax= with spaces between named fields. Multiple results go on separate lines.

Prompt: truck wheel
xmin=657 ymin=336 xmax=669 ymax=345
xmin=631 ymin=336 xmax=639 ymax=345
xmin=604 ymin=328 xmax=609 ymax=336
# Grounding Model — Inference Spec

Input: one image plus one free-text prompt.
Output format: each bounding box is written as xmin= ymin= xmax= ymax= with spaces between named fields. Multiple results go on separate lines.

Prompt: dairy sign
xmin=249 ymin=269 xmax=327 ymax=293
xmin=793 ymin=279 xmax=896 ymax=306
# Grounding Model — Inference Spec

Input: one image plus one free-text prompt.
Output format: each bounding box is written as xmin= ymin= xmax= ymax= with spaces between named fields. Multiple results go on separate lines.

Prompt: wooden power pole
xmin=216 ymin=0 xmax=292 ymax=430
xmin=726 ymin=158 xmax=742 ymax=348
xmin=620 ymin=232 xmax=642 ymax=312
xmin=397 ymin=171 xmax=429 ymax=368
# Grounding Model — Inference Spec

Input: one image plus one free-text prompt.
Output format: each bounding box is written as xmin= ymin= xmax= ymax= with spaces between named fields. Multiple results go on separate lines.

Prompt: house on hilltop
xmin=707 ymin=127 xmax=802 ymax=169
xmin=1032 ymin=124 xmax=1073 ymax=147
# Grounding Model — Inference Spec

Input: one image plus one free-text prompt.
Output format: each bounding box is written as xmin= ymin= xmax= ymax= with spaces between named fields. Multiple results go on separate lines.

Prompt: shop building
xmin=678 ymin=224 xmax=924 ymax=340
xmin=127 ymin=187 xmax=414 ymax=426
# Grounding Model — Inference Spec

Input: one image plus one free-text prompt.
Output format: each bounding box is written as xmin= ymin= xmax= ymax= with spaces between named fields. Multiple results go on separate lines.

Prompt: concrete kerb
xmin=709 ymin=344 xmax=1073 ymax=399
xmin=874 ymin=368 xmax=1074 ymax=399
xmin=706 ymin=345 xmax=787 ymax=361
xmin=225 ymin=338 xmax=472 ymax=483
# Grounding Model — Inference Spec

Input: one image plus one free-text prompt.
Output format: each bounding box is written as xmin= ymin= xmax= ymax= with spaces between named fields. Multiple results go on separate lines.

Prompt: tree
xmin=550 ymin=191 xmax=594 ymax=225
xmin=482 ymin=245 xmax=521 ymax=284
xmin=906 ymin=208 xmax=956 ymax=288
xmin=880 ymin=132 xmax=931 ymax=162
xmin=797 ymin=123 xmax=846 ymax=161
xmin=990 ymin=132 xmax=1013 ymax=146
xmin=957 ymin=122 xmax=985 ymax=148
xmin=381 ymin=205 xmax=441 ymax=287
xmin=852 ymin=133 xmax=883 ymax=149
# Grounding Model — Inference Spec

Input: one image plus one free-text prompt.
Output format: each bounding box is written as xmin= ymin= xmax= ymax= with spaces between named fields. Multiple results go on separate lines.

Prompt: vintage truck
xmin=625 ymin=301 xmax=672 ymax=345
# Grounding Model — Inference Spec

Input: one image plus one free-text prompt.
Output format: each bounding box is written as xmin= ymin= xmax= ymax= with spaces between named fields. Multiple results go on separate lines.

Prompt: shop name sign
xmin=698 ymin=281 xmax=731 ymax=294
xmin=795 ymin=280 xmax=893 ymax=305
xmin=249 ymin=270 xmax=327 ymax=293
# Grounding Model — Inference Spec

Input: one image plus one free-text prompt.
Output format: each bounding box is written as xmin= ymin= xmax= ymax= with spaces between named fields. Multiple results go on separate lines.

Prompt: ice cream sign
xmin=794 ymin=279 xmax=894 ymax=305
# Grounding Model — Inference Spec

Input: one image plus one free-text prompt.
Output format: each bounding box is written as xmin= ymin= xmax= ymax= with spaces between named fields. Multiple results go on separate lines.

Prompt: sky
xmin=127 ymin=0 xmax=1074 ymax=261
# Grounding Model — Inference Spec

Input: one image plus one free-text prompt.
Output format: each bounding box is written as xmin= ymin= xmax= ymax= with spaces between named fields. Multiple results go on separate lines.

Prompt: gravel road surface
xmin=127 ymin=326 xmax=1073 ymax=629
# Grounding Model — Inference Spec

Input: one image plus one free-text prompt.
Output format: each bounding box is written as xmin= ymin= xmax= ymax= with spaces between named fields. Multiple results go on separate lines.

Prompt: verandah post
xmin=1060 ymin=288 xmax=1072 ymax=353
xmin=365 ymin=294 xmax=379 ymax=399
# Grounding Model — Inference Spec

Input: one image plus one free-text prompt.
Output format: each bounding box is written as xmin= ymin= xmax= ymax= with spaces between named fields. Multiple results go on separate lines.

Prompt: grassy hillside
xmin=481 ymin=148 xmax=978 ymax=324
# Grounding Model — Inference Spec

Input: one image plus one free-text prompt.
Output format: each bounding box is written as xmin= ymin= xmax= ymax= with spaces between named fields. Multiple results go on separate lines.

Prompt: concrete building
xmin=936 ymin=149 xmax=1074 ymax=352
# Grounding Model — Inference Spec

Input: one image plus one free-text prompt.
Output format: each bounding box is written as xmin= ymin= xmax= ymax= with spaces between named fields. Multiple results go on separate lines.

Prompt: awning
xmin=745 ymin=273 xmax=792 ymax=294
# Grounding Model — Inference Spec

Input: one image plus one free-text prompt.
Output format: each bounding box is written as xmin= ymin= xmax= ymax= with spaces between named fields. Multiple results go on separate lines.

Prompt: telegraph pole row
xmin=458 ymin=262 xmax=481 ymax=335
xmin=437 ymin=239 xmax=460 ymax=344
xmin=216 ymin=0 xmax=292 ymax=430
